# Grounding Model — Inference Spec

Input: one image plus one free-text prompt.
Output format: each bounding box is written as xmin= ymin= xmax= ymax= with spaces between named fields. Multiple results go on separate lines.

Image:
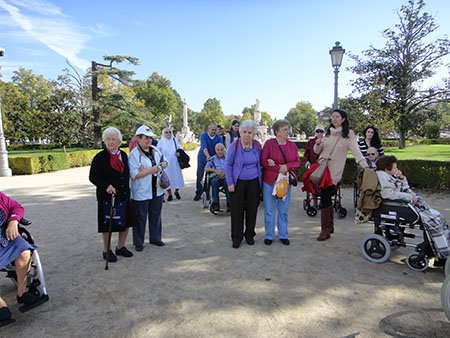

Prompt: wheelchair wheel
xmin=338 ymin=207 xmax=347 ymax=218
xmin=361 ymin=234 xmax=392 ymax=263
xmin=445 ymin=258 xmax=450 ymax=277
xmin=306 ymin=206 xmax=317 ymax=217
xmin=201 ymin=192 xmax=209 ymax=209
xmin=406 ymin=252 xmax=428 ymax=272
xmin=441 ymin=274 xmax=450 ymax=322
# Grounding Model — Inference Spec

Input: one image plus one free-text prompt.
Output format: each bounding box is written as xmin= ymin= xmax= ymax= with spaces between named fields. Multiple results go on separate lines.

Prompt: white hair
xmin=239 ymin=119 xmax=257 ymax=134
xmin=102 ymin=127 xmax=123 ymax=143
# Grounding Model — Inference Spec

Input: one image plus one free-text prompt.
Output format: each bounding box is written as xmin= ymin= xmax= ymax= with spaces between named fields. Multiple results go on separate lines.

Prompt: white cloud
xmin=0 ymin=0 xmax=91 ymax=70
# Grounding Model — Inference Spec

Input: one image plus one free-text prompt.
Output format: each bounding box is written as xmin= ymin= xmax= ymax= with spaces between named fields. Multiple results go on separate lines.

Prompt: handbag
xmin=102 ymin=198 xmax=127 ymax=228
xmin=309 ymin=138 xmax=339 ymax=188
xmin=276 ymin=141 xmax=298 ymax=186
xmin=159 ymin=169 xmax=170 ymax=189
xmin=173 ymin=139 xmax=190 ymax=169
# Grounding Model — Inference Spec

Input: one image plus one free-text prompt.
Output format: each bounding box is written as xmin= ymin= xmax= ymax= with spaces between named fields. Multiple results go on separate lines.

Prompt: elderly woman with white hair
xmin=225 ymin=119 xmax=262 ymax=248
xmin=89 ymin=127 xmax=133 ymax=262
xmin=157 ymin=127 xmax=185 ymax=201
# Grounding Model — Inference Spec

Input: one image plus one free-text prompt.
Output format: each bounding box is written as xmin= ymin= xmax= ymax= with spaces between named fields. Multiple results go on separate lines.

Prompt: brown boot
xmin=328 ymin=206 xmax=334 ymax=234
xmin=317 ymin=208 xmax=331 ymax=241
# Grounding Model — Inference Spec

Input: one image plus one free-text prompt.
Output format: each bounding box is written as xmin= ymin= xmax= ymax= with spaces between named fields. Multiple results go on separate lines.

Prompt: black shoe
xmin=150 ymin=241 xmax=165 ymax=247
xmin=102 ymin=250 xmax=117 ymax=262
xmin=115 ymin=246 xmax=133 ymax=257
xmin=0 ymin=307 xmax=12 ymax=321
xmin=232 ymin=242 xmax=240 ymax=249
xmin=168 ymin=195 xmax=173 ymax=201
xmin=280 ymin=239 xmax=290 ymax=246
xmin=264 ymin=239 xmax=273 ymax=245
xmin=246 ymin=238 xmax=255 ymax=245
xmin=135 ymin=245 xmax=143 ymax=252
xmin=175 ymin=191 xmax=181 ymax=200
xmin=193 ymin=195 xmax=201 ymax=201
xmin=17 ymin=292 xmax=39 ymax=305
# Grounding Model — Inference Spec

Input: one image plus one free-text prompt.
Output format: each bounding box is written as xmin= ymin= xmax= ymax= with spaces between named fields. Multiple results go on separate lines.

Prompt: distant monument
xmin=253 ymin=98 xmax=268 ymax=142
xmin=177 ymin=99 xmax=195 ymax=143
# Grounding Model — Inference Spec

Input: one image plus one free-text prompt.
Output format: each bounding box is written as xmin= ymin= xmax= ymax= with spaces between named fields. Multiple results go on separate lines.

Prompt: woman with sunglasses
xmin=157 ymin=127 xmax=185 ymax=201
xmin=303 ymin=124 xmax=325 ymax=169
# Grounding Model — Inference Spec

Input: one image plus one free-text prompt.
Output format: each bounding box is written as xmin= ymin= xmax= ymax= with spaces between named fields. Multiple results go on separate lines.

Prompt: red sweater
xmin=261 ymin=138 xmax=301 ymax=186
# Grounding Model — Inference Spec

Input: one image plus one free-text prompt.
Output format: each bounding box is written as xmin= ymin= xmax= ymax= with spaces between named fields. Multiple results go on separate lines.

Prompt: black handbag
xmin=103 ymin=198 xmax=127 ymax=228
xmin=173 ymin=139 xmax=190 ymax=169
xmin=276 ymin=142 xmax=298 ymax=187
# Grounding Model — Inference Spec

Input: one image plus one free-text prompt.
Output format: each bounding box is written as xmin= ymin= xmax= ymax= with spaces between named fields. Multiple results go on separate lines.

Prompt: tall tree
xmin=349 ymin=0 xmax=450 ymax=148
xmin=285 ymin=101 xmax=318 ymax=137
xmin=197 ymin=98 xmax=225 ymax=131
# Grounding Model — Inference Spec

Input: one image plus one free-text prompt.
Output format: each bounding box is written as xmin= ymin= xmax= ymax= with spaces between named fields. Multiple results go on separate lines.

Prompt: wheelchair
xmin=360 ymin=199 xmax=447 ymax=272
xmin=302 ymin=183 xmax=347 ymax=218
xmin=201 ymin=172 xmax=229 ymax=215
xmin=441 ymin=259 xmax=450 ymax=322
xmin=1 ymin=218 xmax=49 ymax=321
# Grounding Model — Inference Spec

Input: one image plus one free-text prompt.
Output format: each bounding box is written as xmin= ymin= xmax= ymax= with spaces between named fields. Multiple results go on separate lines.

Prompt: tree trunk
xmin=398 ymin=129 xmax=406 ymax=149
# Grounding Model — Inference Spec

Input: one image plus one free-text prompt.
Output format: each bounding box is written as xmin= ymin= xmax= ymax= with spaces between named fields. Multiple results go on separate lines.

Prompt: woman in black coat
xmin=89 ymin=127 xmax=133 ymax=262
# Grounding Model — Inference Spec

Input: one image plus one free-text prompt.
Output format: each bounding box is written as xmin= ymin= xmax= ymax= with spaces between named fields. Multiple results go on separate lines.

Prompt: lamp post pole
xmin=329 ymin=41 xmax=345 ymax=110
xmin=0 ymin=48 xmax=12 ymax=176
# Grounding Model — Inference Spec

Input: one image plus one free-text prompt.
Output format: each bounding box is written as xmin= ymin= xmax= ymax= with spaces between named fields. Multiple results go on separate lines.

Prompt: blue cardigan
xmin=197 ymin=132 xmax=224 ymax=164
xmin=225 ymin=140 xmax=262 ymax=186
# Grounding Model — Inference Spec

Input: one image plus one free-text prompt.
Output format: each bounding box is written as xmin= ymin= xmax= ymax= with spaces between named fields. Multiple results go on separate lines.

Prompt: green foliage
xmin=180 ymin=143 xmax=199 ymax=151
xmin=348 ymin=0 xmax=450 ymax=148
xmin=197 ymin=98 xmax=225 ymax=131
xmin=285 ymin=101 xmax=318 ymax=137
xmin=423 ymin=121 xmax=441 ymax=139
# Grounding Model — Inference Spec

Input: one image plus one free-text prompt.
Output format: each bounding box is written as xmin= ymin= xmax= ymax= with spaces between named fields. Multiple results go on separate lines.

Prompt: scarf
xmin=108 ymin=149 xmax=124 ymax=173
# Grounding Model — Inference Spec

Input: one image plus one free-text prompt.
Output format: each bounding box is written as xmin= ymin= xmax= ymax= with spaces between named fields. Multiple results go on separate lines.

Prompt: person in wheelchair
xmin=205 ymin=143 xmax=230 ymax=212
xmin=365 ymin=147 xmax=379 ymax=169
xmin=0 ymin=192 xmax=40 ymax=325
xmin=376 ymin=156 xmax=450 ymax=261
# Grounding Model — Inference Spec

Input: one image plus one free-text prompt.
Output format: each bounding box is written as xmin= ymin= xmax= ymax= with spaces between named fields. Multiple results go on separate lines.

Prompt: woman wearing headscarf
xmin=89 ymin=127 xmax=133 ymax=262
xmin=157 ymin=127 xmax=185 ymax=201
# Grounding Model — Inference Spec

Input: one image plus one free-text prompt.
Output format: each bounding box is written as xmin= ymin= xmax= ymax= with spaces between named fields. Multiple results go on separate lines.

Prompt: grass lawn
xmin=384 ymin=144 xmax=450 ymax=161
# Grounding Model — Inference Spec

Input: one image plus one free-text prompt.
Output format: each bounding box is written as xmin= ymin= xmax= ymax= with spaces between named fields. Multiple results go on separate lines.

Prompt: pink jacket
xmin=0 ymin=192 xmax=24 ymax=223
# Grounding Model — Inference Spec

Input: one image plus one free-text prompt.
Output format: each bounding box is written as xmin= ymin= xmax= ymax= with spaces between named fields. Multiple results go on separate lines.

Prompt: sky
xmin=1 ymin=0 xmax=450 ymax=119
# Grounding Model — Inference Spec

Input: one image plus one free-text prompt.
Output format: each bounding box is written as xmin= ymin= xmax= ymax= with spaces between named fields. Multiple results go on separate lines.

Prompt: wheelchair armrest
xmin=19 ymin=218 xmax=32 ymax=226
xmin=381 ymin=199 xmax=411 ymax=207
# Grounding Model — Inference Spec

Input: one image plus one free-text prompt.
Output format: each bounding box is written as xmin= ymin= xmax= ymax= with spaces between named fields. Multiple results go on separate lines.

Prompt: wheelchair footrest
xmin=19 ymin=294 xmax=49 ymax=313
xmin=0 ymin=318 xmax=16 ymax=327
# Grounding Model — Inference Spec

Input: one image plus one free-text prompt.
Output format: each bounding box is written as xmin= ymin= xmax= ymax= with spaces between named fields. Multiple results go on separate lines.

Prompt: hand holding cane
xmin=105 ymin=193 xmax=115 ymax=270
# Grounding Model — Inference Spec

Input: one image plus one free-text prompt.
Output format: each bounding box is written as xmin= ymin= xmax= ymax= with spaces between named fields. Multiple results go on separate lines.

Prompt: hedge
xmin=293 ymin=158 xmax=450 ymax=191
xmin=9 ymin=149 xmax=101 ymax=175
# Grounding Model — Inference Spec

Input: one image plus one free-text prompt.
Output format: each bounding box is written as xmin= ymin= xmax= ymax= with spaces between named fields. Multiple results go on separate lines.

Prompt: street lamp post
xmin=0 ymin=47 xmax=12 ymax=176
xmin=329 ymin=41 xmax=345 ymax=110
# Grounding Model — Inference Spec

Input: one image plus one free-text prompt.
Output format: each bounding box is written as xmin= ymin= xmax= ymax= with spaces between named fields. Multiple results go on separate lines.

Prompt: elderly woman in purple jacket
xmin=225 ymin=119 xmax=262 ymax=248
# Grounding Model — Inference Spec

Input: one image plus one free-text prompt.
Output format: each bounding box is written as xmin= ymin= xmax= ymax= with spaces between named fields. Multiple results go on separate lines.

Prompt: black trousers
xmin=319 ymin=185 xmax=336 ymax=209
xmin=230 ymin=178 xmax=260 ymax=244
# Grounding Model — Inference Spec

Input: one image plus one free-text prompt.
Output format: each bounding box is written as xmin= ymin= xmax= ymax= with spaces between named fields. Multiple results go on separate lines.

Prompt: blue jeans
xmin=210 ymin=177 xmax=230 ymax=205
xmin=262 ymin=182 xmax=291 ymax=240
xmin=195 ymin=160 xmax=206 ymax=197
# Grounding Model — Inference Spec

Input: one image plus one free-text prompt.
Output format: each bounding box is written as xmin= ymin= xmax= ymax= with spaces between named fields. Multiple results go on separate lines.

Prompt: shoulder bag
xmin=173 ymin=138 xmax=190 ymax=169
xmin=276 ymin=141 xmax=297 ymax=187
xmin=309 ymin=139 xmax=339 ymax=188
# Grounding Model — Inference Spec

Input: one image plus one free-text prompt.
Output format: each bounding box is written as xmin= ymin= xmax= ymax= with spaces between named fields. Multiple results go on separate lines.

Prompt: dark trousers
xmin=195 ymin=160 xmax=206 ymax=197
xmin=230 ymin=178 xmax=260 ymax=244
xmin=319 ymin=185 xmax=336 ymax=209
xmin=131 ymin=195 xmax=163 ymax=246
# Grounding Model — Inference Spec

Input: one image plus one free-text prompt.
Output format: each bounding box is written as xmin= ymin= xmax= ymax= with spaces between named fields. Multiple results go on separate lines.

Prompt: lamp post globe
xmin=329 ymin=41 xmax=345 ymax=110
xmin=0 ymin=47 xmax=12 ymax=176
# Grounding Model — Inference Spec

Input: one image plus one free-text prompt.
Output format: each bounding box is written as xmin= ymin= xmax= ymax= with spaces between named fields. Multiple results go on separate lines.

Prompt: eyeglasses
xmin=315 ymin=130 xmax=324 ymax=133
xmin=367 ymin=153 xmax=376 ymax=156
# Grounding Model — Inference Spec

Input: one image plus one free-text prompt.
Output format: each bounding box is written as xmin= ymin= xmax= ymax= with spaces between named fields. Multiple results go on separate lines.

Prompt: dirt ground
xmin=1 ymin=149 xmax=449 ymax=338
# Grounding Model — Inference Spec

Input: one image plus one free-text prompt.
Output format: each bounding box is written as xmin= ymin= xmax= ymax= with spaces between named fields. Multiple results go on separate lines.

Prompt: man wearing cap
xmin=194 ymin=122 xmax=224 ymax=201
xmin=129 ymin=125 xmax=168 ymax=251
xmin=303 ymin=125 xmax=325 ymax=169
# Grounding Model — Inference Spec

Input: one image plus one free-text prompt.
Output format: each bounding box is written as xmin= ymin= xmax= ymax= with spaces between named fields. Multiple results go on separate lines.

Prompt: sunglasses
xmin=315 ymin=130 xmax=324 ymax=133
xmin=367 ymin=153 xmax=376 ymax=156
xmin=165 ymin=131 xmax=172 ymax=134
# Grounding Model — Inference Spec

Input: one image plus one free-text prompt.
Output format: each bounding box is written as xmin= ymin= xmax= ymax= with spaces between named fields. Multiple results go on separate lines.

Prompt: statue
xmin=182 ymin=99 xmax=188 ymax=129
xmin=254 ymin=98 xmax=262 ymax=125
xmin=177 ymin=98 xmax=195 ymax=143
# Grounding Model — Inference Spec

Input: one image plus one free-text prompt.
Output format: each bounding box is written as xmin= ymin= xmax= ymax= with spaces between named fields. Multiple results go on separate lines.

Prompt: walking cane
xmin=105 ymin=193 xmax=115 ymax=270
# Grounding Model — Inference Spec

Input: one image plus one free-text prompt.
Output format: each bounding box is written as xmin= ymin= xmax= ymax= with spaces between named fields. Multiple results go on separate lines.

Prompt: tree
xmin=285 ymin=101 xmax=318 ymax=137
xmin=349 ymin=0 xmax=450 ymax=148
xmin=91 ymin=55 xmax=139 ymax=148
xmin=197 ymin=98 xmax=225 ymax=131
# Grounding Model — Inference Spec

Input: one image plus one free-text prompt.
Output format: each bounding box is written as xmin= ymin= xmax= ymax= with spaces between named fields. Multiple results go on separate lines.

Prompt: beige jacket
xmin=314 ymin=127 xmax=367 ymax=184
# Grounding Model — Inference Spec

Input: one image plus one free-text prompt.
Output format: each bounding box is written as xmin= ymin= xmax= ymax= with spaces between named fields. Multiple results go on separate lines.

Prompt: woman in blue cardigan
xmin=225 ymin=120 xmax=262 ymax=248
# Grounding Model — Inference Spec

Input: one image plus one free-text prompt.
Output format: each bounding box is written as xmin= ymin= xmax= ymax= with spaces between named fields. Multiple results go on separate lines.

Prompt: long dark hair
xmin=326 ymin=109 xmax=349 ymax=138
xmin=363 ymin=125 xmax=382 ymax=148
